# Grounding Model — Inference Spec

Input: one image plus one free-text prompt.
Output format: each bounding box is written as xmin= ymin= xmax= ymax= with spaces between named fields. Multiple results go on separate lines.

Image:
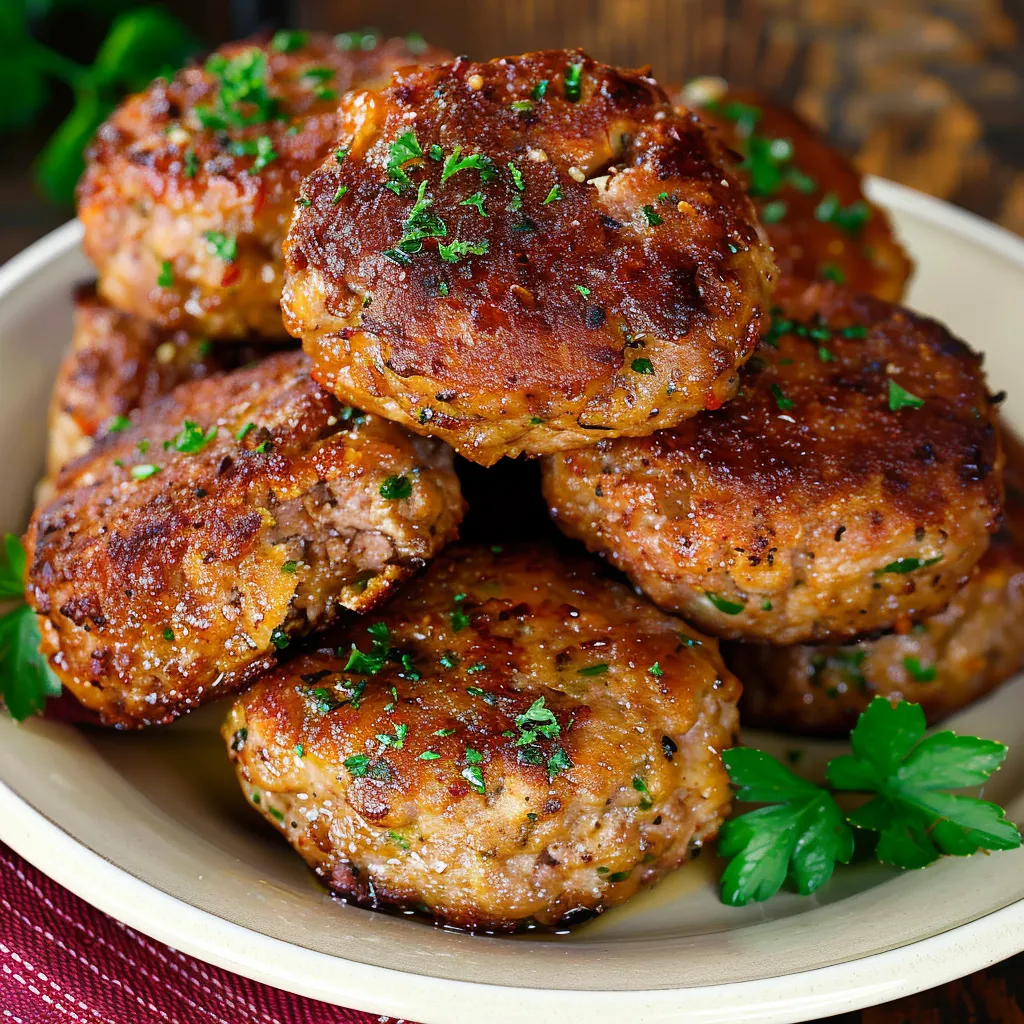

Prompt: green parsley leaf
xmin=577 ymin=663 xmax=608 ymax=676
xmin=162 ymin=627 xmax=174 ymax=642
xmin=813 ymin=193 xmax=871 ymax=236
xmin=332 ymin=184 xmax=348 ymax=203
xmin=888 ymin=379 xmax=925 ymax=411
xmin=131 ymin=463 xmax=160 ymax=480
xmin=344 ymin=754 xmax=371 ymax=777
xmin=335 ymin=28 xmax=380 ymax=51
xmin=438 ymin=238 xmax=488 ymax=263
xmin=376 ymin=722 xmax=407 ymax=749
xmin=631 ymin=357 xmax=654 ymax=375
xmin=648 ymin=663 xmax=663 ymax=677
xmin=384 ymin=130 xmax=423 ymax=194
xmin=345 ymin=621 xmax=391 ymax=674
xmin=642 ymin=204 xmax=663 ymax=226
xmin=271 ymin=30 xmax=308 ymax=53
xmin=428 ymin=144 xmax=444 ymax=161
xmin=270 ymin=628 xmax=289 ymax=650
xmin=507 ymin=161 xmax=525 ymax=191
xmin=236 ymin=422 xmax=256 ymax=441
xmin=759 ymin=199 xmax=787 ymax=224
xmin=419 ymin=750 xmax=441 ymax=761
xmin=827 ymin=698 xmax=1021 ymax=868
xmin=281 ymin=560 xmax=299 ymax=574
xmin=547 ymin=746 xmax=573 ymax=780
xmin=705 ymin=592 xmax=746 ymax=615
xmin=510 ymin=99 xmax=534 ymax=113
xmin=459 ymin=192 xmax=488 ymax=216
xmin=183 ymin=149 xmax=200 ymax=178
xmin=379 ymin=475 xmax=412 ymax=500
xmin=633 ymin=776 xmax=653 ymax=811
xmin=719 ymin=748 xmax=854 ymax=905
xmin=106 ymin=415 xmax=132 ymax=434
xmin=563 ymin=62 xmax=583 ymax=102
xmin=820 ymin=263 xmax=846 ymax=284
xmin=574 ymin=284 xmax=591 ymax=297
xmin=157 ymin=260 xmax=174 ymax=287
xmin=195 ymin=49 xmax=278 ymax=130
xmin=876 ymin=556 xmax=942 ymax=576
xmin=441 ymin=145 xmax=498 ymax=185
xmin=462 ymin=757 xmax=486 ymax=793
xmin=771 ymin=383 xmax=794 ymax=411
xmin=532 ymin=79 xmax=549 ymax=100
xmin=204 ymin=231 xmax=237 ymax=262
xmin=903 ymin=656 xmax=936 ymax=683
xmin=543 ymin=184 xmax=563 ymax=204
xmin=171 ymin=419 xmax=217 ymax=454
xmin=229 ymin=134 xmax=278 ymax=173
xmin=387 ymin=829 xmax=410 ymax=850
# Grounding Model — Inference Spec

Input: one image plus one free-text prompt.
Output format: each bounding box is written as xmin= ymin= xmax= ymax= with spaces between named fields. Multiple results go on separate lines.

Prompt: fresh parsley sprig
xmin=0 ymin=535 xmax=61 ymax=721
xmin=719 ymin=697 xmax=1021 ymax=906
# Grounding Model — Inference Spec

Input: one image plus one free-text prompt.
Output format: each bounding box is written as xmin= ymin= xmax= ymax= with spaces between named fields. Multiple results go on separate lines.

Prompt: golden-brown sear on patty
xmin=542 ymin=282 xmax=1003 ymax=645
xmin=283 ymin=50 xmax=776 ymax=465
xmin=223 ymin=545 xmax=740 ymax=930
xmin=25 ymin=351 xmax=463 ymax=728
xmin=681 ymin=83 xmax=912 ymax=301
xmin=78 ymin=32 xmax=447 ymax=339
xmin=46 ymin=284 xmax=295 ymax=479
xmin=728 ymin=428 xmax=1024 ymax=734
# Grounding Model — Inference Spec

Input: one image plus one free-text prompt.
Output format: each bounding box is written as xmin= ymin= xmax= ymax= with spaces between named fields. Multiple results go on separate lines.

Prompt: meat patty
xmin=25 ymin=350 xmax=463 ymax=728
xmin=680 ymin=81 xmax=912 ymax=301
xmin=78 ymin=31 xmax=447 ymax=339
xmin=729 ymin=428 xmax=1024 ymax=734
xmin=46 ymin=284 xmax=294 ymax=479
xmin=283 ymin=50 xmax=776 ymax=465
xmin=542 ymin=282 xmax=1003 ymax=644
xmin=223 ymin=545 xmax=740 ymax=930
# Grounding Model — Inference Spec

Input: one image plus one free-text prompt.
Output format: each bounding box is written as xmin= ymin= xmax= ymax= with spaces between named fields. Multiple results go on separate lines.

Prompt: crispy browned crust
xmin=46 ymin=284 xmax=295 ymax=478
xmin=542 ymin=282 xmax=1003 ymax=644
xmin=25 ymin=351 xmax=464 ymax=728
xmin=283 ymin=50 xmax=777 ymax=464
xmin=224 ymin=545 xmax=740 ymax=930
xmin=682 ymin=85 xmax=913 ymax=302
xmin=78 ymin=33 xmax=448 ymax=338
xmin=729 ymin=428 xmax=1024 ymax=733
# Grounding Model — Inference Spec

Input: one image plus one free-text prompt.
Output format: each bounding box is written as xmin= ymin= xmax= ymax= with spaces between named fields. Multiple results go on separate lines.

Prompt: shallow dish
xmin=0 ymin=179 xmax=1022 ymax=1024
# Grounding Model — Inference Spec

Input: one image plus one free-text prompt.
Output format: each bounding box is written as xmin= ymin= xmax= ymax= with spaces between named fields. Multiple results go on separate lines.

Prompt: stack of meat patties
xmin=22 ymin=38 xmax=1019 ymax=931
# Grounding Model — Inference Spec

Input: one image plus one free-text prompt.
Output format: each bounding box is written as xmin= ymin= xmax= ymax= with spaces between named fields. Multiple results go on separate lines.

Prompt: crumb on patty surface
xmin=224 ymin=544 xmax=740 ymax=929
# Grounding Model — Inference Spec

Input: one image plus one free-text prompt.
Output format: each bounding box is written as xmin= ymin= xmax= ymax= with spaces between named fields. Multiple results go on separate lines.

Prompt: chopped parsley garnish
xmin=631 ymin=357 xmax=654 ymax=375
xmin=332 ymin=184 xmax=348 ymax=203
xmin=531 ymin=79 xmax=549 ymax=100
xmin=459 ymin=192 xmax=488 ymax=216
xmin=418 ymin=750 xmax=441 ymax=760
xmin=633 ymin=777 xmax=653 ymax=810
xmin=903 ymin=656 xmax=936 ymax=683
xmin=466 ymin=663 xmax=487 ymax=674
xmin=466 ymin=686 xmax=494 ymax=704
xmin=383 ymin=180 xmax=447 ymax=264
xmin=428 ymin=143 xmax=444 ymax=161
xmin=888 ymin=380 xmax=925 ymax=411
xmin=204 ymin=231 xmax=237 ymax=262
xmin=759 ymin=199 xmax=787 ymax=224
xmin=514 ymin=697 xmax=561 ymax=746
xmin=131 ymin=463 xmax=160 ymax=480
xmin=344 ymin=621 xmax=391 ymax=674
xmin=271 ymin=29 xmax=308 ymax=52
xmin=462 ymin=752 xmax=486 ymax=793
xmin=771 ymin=383 xmax=794 ymax=411
xmin=507 ymin=161 xmax=525 ymax=191
xmin=817 ymin=345 xmax=834 ymax=362
xmin=281 ymin=560 xmax=299 ymax=574
xmin=648 ymin=663 xmax=663 ymax=677
xmin=574 ymin=284 xmax=591 ymax=297
xmin=718 ymin=698 xmax=1021 ymax=905
xmin=820 ymin=263 xmax=846 ymax=284
xmin=270 ymin=628 xmax=289 ymax=650
xmin=642 ymin=204 xmax=663 ymax=226
xmin=449 ymin=597 xmax=471 ymax=633
xmin=563 ymin=62 xmax=583 ymax=101
xmin=236 ymin=422 xmax=256 ymax=441
xmin=344 ymin=754 xmax=371 ymax=777
xmin=184 ymin=149 xmax=199 ymax=178
xmin=510 ymin=99 xmax=533 ymax=113
xmin=1 ymin=541 xmax=65 ymax=719
xmin=705 ymin=592 xmax=746 ymax=615
xmin=577 ymin=663 xmax=608 ymax=676
xmin=384 ymin=129 xmax=423 ymax=194
xmin=547 ymin=746 xmax=573 ymax=780
xmin=387 ymin=830 xmax=410 ymax=850
xmin=440 ymin=145 xmax=498 ymax=185
xmin=170 ymin=419 xmax=217 ymax=454
xmin=543 ymin=184 xmax=563 ymax=204
xmin=813 ymin=193 xmax=871 ymax=236
xmin=439 ymin=652 xmax=460 ymax=670
xmin=434 ymin=727 xmax=457 ymax=737
xmin=876 ymin=556 xmax=942 ymax=575
xmin=229 ymin=134 xmax=278 ymax=173
xmin=195 ymin=49 xmax=278 ymax=130
xmin=376 ymin=722 xmax=407 ymax=749
xmin=157 ymin=261 xmax=174 ymax=287
xmin=438 ymin=238 xmax=488 ymax=263
xmin=302 ymin=67 xmax=335 ymax=84
xmin=336 ymin=28 xmax=380 ymax=51
xmin=107 ymin=415 xmax=131 ymax=434
xmin=162 ymin=627 xmax=174 ymax=642
xmin=379 ymin=475 xmax=412 ymax=500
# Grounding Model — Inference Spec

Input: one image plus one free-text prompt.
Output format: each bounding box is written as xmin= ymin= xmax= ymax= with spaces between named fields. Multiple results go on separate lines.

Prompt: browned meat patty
xmin=283 ymin=50 xmax=776 ymax=465
xmin=542 ymin=282 xmax=1003 ymax=644
xmin=729 ymin=428 xmax=1024 ymax=734
xmin=78 ymin=31 xmax=448 ymax=339
xmin=680 ymin=81 xmax=912 ymax=302
xmin=25 ymin=351 xmax=463 ymax=728
xmin=46 ymin=284 xmax=295 ymax=479
xmin=224 ymin=545 xmax=740 ymax=930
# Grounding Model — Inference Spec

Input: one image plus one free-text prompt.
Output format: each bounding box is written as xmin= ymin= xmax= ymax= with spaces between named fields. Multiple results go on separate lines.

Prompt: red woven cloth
xmin=0 ymin=843 xmax=411 ymax=1024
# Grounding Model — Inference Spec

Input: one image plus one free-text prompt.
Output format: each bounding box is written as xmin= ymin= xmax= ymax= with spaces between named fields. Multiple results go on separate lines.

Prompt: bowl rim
xmin=1 ymin=179 xmax=1023 ymax=1024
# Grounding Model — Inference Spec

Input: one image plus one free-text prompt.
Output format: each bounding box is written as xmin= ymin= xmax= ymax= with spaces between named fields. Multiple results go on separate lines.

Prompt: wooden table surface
xmin=2 ymin=0 xmax=1022 ymax=1019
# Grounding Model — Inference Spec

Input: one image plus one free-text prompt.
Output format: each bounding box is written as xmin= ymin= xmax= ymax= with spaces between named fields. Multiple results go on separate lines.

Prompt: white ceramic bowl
xmin=0 ymin=179 xmax=1022 ymax=1024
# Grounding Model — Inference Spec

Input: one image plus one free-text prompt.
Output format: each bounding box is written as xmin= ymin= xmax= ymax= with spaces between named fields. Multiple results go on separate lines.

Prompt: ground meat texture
xmin=728 ymin=427 xmax=1024 ymax=734
xmin=24 ymin=351 xmax=463 ymax=728
xmin=542 ymin=282 xmax=1003 ymax=645
xmin=78 ymin=32 xmax=448 ymax=339
xmin=46 ymin=284 xmax=294 ymax=479
xmin=282 ymin=50 xmax=776 ymax=465
xmin=680 ymin=81 xmax=913 ymax=302
xmin=223 ymin=545 xmax=740 ymax=931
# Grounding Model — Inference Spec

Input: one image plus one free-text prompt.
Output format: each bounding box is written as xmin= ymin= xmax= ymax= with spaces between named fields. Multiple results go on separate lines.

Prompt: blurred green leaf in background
xmin=2 ymin=0 xmax=198 ymax=204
